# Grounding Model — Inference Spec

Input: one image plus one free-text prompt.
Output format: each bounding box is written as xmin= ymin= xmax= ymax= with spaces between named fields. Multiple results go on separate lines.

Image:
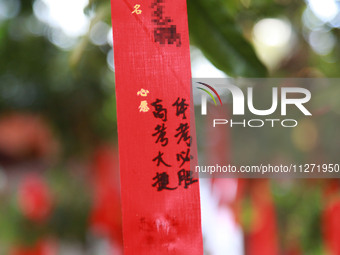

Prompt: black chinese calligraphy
xmin=150 ymin=97 xmax=197 ymax=192
xmin=177 ymin=169 xmax=198 ymax=189
xmin=151 ymin=99 xmax=167 ymax=122
xmin=152 ymin=172 xmax=177 ymax=191
xmin=176 ymin=148 xmax=193 ymax=167
xmin=172 ymin=97 xmax=189 ymax=120
xmin=152 ymin=170 xmax=198 ymax=191
xmin=153 ymin=151 xmax=171 ymax=167
xmin=152 ymin=123 xmax=169 ymax=146
xmin=175 ymin=123 xmax=191 ymax=146
xmin=151 ymin=0 xmax=181 ymax=47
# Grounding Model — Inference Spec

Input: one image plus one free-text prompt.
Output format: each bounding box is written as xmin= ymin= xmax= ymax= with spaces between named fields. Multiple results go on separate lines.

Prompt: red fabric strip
xmin=248 ymin=180 xmax=279 ymax=255
xmin=110 ymin=0 xmax=203 ymax=254
xmin=323 ymin=181 xmax=340 ymax=255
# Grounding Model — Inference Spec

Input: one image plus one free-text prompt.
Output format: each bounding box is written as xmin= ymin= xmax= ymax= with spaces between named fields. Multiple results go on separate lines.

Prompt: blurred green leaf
xmin=187 ymin=0 xmax=267 ymax=77
xmin=70 ymin=1 xmax=111 ymax=68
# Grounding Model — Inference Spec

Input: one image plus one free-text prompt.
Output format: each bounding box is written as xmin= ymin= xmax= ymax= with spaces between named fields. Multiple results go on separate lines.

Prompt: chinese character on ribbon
xmin=132 ymin=4 xmax=142 ymax=14
xmin=137 ymin=89 xmax=149 ymax=97
xmin=139 ymin=100 xmax=150 ymax=112
xmin=152 ymin=172 xmax=177 ymax=191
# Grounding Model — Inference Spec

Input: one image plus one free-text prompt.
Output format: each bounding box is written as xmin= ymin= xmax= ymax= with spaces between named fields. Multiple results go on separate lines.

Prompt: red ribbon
xmin=323 ymin=181 xmax=340 ymax=255
xmin=247 ymin=180 xmax=279 ymax=255
xmin=90 ymin=145 xmax=122 ymax=245
xmin=110 ymin=0 xmax=203 ymax=254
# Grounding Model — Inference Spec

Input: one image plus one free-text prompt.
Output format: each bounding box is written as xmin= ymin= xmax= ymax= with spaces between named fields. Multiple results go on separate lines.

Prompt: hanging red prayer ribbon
xmin=110 ymin=0 xmax=204 ymax=254
xmin=322 ymin=181 xmax=340 ymax=255
xmin=90 ymin=145 xmax=122 ymax=245
xmin=247 ymin=180 xmax=279 ymax=255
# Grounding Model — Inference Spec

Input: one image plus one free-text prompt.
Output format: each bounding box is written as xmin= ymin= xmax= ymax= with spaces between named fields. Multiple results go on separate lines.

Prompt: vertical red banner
xmin=110 ymin=0 xmax=203 ymax=254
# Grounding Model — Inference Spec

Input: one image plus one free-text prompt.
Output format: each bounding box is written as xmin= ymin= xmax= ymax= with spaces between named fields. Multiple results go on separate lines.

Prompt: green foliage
xmin=187 ymin=0 xmax=267 ymax=77
xmin=0 ymin=169 xmax=92 ymax=248
xmin=273 ymin=181 xmax=323 ymax=254
xmin=47 ymin=169 xmax=91 ymax=242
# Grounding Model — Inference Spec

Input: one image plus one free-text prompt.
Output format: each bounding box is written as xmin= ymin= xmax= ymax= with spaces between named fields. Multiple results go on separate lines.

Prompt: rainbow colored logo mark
xmin=196 ymin=82 xmax=223 ymax=106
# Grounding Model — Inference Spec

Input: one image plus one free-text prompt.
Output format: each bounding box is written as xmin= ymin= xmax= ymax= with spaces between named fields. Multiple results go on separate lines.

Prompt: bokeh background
xmin=0 ymin=0 xmax=340 ymax=254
